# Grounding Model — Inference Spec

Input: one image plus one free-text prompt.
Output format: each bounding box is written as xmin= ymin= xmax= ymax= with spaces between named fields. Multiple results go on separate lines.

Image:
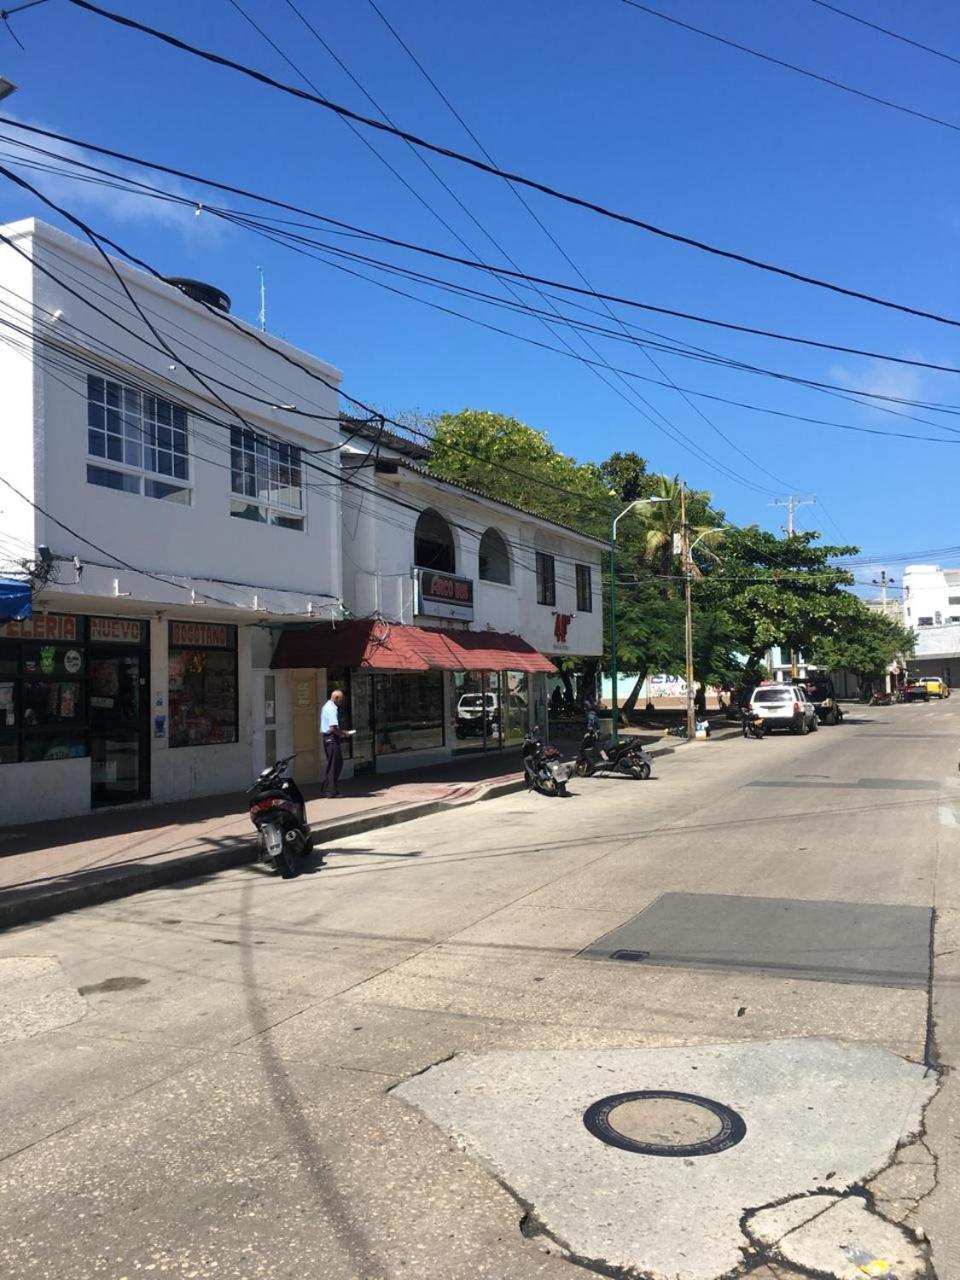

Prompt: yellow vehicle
xmin=923 ymin=677 xmax=951 ymax=699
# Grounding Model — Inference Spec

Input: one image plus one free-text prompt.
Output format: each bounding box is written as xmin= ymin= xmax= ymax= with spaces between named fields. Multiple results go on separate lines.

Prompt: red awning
xmin=271 ymin=620 xmax=555 ymax=674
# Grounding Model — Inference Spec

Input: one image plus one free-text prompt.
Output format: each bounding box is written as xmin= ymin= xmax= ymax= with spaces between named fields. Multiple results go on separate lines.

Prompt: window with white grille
xmin=86 ymin=375 xmax=190 ymax=503
xmin=229 ymin=427 xmax=304 ymax=531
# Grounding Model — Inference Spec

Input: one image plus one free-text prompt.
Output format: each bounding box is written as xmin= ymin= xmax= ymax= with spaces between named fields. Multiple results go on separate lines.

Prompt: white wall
xmin=340 ymin=462 xmax=604 ymax=658
xmin=0 ymin=231 xmax=39 ymax=562
xmin=0 ymin=756 xmax=90 ymax=822
xmin=1 ymin=219 xmax=343 ymax=610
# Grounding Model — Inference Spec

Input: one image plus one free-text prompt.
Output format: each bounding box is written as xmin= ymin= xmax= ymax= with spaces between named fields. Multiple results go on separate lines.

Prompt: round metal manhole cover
xmin=583 ymin=1089 xmax=746 ymax=1157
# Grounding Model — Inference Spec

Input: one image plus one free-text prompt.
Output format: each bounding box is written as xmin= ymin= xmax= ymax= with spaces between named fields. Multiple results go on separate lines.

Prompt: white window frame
xmin=86 ymin=374 xmax=192 ymax=505
xmin=229 ymin=426 xmax=305 ymax=532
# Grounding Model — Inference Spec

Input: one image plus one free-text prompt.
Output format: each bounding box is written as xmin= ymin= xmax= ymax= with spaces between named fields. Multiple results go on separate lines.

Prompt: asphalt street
xmin=1 ymin=701 xmax=958 ymax=1280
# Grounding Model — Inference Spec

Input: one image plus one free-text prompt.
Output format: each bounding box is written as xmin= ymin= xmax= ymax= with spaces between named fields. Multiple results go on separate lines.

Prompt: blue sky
xmin=2 ymin=0 xmax=960 ymax=592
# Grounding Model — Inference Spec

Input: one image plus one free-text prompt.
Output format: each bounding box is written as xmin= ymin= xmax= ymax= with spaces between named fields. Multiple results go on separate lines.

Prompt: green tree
xmin=697 ymin=527 xmax=862 ymax=686
xmin=810 ymin=610 xmax=916 ymax=681
xmin=428 ymin=409 xmax=606 ymax=532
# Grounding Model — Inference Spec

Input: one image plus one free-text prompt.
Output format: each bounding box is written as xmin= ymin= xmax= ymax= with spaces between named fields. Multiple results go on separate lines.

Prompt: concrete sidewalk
xmin=0 ymin=733 xmax=689 ymax=929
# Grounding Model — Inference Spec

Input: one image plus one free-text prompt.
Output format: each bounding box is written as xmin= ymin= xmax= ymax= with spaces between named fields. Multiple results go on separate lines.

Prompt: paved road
xmin=1 ymin=702 xmax=958 ymax=1279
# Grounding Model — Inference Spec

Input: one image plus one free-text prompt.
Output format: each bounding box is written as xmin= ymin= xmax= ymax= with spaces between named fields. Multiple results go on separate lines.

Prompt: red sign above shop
xmin=89 ymin=617 xmax=144 ymax=644
xmin=416 ymin=570 xmax=474 ymax=622
xmin=0 ymin=613 xmax=78 ymax=640
xmin=170 ymin=621 xmax=234 ymax=648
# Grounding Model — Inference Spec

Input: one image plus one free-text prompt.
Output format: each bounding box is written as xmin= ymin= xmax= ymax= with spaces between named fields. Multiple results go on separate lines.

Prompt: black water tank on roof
xmin=163 ymin=277 xmax=231 ymax=314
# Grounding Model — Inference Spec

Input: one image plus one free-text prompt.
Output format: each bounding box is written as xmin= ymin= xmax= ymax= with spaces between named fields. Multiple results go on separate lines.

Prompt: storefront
xmin=167 ymin=621 xmax=239 ymax=750
xmin=0 ymin=612 xmax=150 ymax=807
xmin=271 ymin=620 xmax=553 ymax=773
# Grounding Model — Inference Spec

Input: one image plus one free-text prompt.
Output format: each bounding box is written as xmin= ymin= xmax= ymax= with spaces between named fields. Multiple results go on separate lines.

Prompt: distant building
xmin=902 ymin=564 xmax=960 ymax=685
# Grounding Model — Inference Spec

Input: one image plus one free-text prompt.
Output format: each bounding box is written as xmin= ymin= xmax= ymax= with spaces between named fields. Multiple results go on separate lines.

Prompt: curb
xmin=0 ymin=776 xmax=527 ymax=933
xmin=0 ymin=750 xmax=685 ymax=931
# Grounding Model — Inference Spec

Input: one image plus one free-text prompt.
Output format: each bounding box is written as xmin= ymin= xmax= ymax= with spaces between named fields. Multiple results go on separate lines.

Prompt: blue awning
xmin=0 ymin=579 xmax=31 ymax=623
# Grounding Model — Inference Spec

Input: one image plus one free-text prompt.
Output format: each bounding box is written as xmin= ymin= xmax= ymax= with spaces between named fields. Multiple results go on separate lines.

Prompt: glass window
xmin=22 ymin=732 xmax=87 ymax=762
xmin=374 ymin=672 xmax=444 ymax=754
xmin=478 ymin=528 xmax=510 ymax=584
xmin=87 ymin=375 xmax=191 ymax=502
xmin=918 ymin=617 xmax=933 ymax=627
xmin=229 ymin=427 xmax=303 ymax=530
xmin=576 ymin=564 xmax=593 ymax=612
xmin=536 ymin=552 xmax=556 ymax=607
xmin=169 ymin=638 xmax=238 ymax=748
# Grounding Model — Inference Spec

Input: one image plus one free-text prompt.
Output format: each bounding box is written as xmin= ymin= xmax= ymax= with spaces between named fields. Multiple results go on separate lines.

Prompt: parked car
xmin=796 ymin=676 xmax=843 ymax=725
xmin=748 ymin=683 xmax=819 ymax=734
xmin=922 ymin=677 xmax=951 ymax=700
xmin=904 ymin=678 xmax=930 ymax=703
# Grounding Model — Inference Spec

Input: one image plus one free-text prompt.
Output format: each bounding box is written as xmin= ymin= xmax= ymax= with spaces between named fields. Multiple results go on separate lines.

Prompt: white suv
xmin=748 ymin=684 xmax=819 ymax=734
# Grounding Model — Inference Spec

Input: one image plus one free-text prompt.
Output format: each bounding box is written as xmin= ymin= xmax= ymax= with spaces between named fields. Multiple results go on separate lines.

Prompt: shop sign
xmin=90 ymin=617 xmax=144 ymax=645
xmin=0 ymin=613 xmax=78 ymax=641
xmin=170 ymin=621 xmax=233 ymax=648
xmin=416 ymin=570 xmax=474 ymax=621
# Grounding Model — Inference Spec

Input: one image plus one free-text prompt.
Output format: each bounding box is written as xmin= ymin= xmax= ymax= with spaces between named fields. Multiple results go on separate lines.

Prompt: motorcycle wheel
xmin=574 ymin=759 xmax=590 ymax=777
xmin=633 ymin=761 xmax=651 ymax=780
xmin=540 ymin=775 xmax=558 ymax=796
xmin=278 ymin=845 xmax=298 ymax=878
xmin=557 ymin=781 xmax=569 ymax=797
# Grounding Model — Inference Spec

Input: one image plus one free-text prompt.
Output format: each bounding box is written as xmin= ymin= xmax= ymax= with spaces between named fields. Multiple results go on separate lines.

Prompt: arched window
xmin=414 ymin=508 xmax=456 ymax=573
xmin=478 ymin=527 xmax=511 ymax=584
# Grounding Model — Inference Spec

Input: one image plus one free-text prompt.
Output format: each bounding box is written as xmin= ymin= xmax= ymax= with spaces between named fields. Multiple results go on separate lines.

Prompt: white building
xmin=271 ymin=424 xmax=604 ymax=773
xmin=902 ymin=564 xmax=960 ymax=685
xmin=0 ymin=218 xmax=603 ymax=822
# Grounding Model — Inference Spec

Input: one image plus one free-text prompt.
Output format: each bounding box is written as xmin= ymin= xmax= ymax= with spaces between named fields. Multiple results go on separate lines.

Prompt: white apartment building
xmin=902 ymin=564 xmax=960 ymax=685
xmin=0 ymin=218 xmax=603 ymax=821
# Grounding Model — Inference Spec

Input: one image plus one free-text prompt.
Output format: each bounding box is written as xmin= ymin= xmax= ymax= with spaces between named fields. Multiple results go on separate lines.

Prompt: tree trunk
xmin=619 ymin=673 xmax=647 ymax=724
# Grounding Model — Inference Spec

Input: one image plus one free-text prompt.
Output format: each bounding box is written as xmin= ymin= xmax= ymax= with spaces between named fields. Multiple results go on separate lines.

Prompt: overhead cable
xmin=65 ymin=0 xmax=960 ymax=331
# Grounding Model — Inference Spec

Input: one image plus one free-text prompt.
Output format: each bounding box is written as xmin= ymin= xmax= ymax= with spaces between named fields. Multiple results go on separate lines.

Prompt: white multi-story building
xmin=0 ymin=218 xmax=603 ymax=822
xmin=902 ymin=564 xmax=960 ymax=685
xmin=271 ymin=423 xmax=604 ymax=772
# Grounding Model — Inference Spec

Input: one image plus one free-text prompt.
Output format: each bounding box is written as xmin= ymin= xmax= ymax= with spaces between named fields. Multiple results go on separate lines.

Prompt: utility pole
xmin=771 ymin=495 xmax=816 ymax=678
xmin=609 ymin=495 xmax=666 ymax=740
xmin=681 ymin=483 xmax=696 ymax=740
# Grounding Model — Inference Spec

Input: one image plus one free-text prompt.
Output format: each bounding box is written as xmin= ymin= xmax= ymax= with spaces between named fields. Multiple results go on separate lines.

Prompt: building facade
xmin=0 ymin=218 xmax=343 ymax=821
xmin=270 ymin=427 xmax=604 ymax=774
xmin=0 ymin=219 xmax=603 ymax=822
xmin=903 ymin=564 xmax=960 ymax=685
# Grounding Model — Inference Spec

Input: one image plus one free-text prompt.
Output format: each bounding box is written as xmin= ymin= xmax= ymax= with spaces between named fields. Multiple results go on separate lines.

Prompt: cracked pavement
xmin=0 ymin=700 xmax=957 ymax=1279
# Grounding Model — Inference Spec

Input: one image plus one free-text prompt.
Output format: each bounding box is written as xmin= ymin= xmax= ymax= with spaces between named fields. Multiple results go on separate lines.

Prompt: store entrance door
xmin=88 ymin=647 xmax=150 ymax=807
xmin=292 ymin=669 xmax=320 ymax=784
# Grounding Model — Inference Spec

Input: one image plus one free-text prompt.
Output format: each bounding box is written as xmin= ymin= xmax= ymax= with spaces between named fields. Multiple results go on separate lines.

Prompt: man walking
xmin=320 ymin=687 xmax=345 ymax=798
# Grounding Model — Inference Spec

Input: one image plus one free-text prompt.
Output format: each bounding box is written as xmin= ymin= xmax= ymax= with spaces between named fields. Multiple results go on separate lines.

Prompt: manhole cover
xmin=583 ymin=1089 xmax=746 ymax=1157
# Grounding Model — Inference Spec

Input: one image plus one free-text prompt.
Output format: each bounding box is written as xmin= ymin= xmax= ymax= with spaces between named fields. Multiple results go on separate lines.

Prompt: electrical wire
xmin=65 ymin=0 xmax=960 ymax=332
xmin=806 ymin=0 xmax=960 ymax=71
xmin=7 ymin=119 xmax=960 ymax=390
xmin=231 ymin=0 xmax=777 ymax=498
xmin=621 ymin=0 xmax=960 ymax=137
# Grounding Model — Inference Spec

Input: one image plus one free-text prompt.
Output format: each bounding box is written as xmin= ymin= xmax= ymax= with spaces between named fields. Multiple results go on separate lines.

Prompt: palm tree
xmin=642 ymin=475 xmax=723 ymax=577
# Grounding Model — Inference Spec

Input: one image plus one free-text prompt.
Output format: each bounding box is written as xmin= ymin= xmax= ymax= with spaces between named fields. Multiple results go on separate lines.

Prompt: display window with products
xmin=0 ymin=615 xmax=149 ymax=802
xmin=168 ymin=622 xmax=238 ymax=748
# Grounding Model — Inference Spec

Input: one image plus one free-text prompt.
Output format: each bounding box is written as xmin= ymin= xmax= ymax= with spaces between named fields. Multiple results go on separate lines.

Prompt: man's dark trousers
xmin=322 ymin=733 xmax=343 ymax=796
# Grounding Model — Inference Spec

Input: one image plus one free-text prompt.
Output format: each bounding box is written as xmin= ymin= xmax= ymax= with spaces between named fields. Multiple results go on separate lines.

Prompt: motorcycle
xmin=246 ymin=755 xmax=312 ymax=878
xmin=742 ymin=711 xmax=766 ymax=739
xmin=522 ymin=726 xmax=572 ymax=796
xmin=870 ymin=690 xmax=892 ymax=706
xmin=575 ymin=727 xmax=652 ymax=779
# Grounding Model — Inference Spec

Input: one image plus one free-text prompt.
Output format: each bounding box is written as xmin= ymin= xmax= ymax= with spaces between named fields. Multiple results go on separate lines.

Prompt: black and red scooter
xmin=246 ymin=755 xmax=312 ymax=877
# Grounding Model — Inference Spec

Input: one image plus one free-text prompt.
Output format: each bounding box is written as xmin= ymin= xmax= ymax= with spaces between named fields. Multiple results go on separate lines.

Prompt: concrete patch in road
xmin=744 ymin=1192 xmax=926 ymax=1279
xmin=395 ymin=1038 xmax=936 ymax=1280
xmin=579 ymin=892 xmax=933 ymax=988
xmin=0 ymin=954 xmax=87 ymax=1044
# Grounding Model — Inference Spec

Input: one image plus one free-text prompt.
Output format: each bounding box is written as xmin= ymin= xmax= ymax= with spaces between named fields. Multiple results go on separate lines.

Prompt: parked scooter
xmin=521 ymin=727 xmax=572 ymax=796
xmin=246 ymin=755 xmax=312 ymax=877
xmin=575 ymin=727 xmax=653 ymax=779
xmin=742 ymin=711 xmax=766 ymax=739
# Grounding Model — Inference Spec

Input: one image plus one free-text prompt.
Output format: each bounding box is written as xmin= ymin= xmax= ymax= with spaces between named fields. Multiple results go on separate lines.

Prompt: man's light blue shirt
xmin=320 ymin=698 xmax=339 ymax=735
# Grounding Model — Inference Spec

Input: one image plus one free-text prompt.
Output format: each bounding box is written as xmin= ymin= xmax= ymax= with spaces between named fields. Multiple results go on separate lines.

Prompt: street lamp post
xmin=609 ymin=496 xmax=666 ymax=740
xmin=680 ymin=483 xmax=724 ymax=739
